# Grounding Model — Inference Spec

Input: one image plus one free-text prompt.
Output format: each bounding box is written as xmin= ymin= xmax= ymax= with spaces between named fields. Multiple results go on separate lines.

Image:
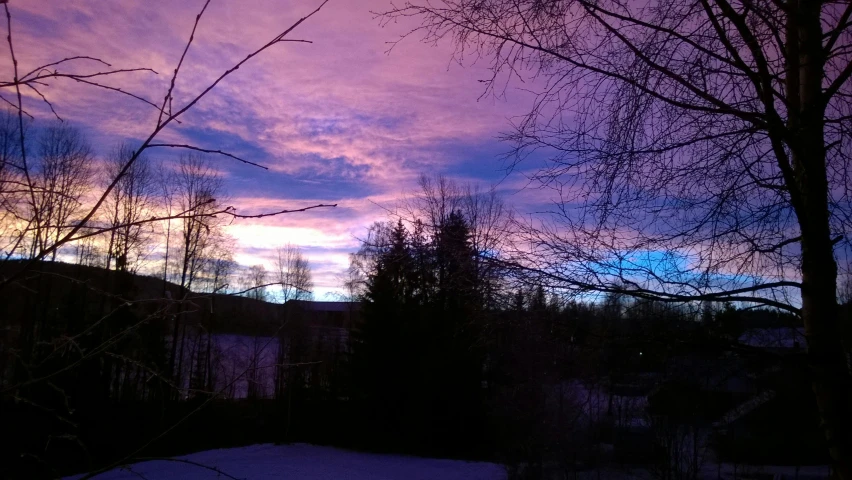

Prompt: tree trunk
xmin=205 ymin=302 xmax=214 ymax=392
xmin=786 ymin=3 xmax=852 ymax=476
xmin=800 ymin=243 xmax=852 ymax=479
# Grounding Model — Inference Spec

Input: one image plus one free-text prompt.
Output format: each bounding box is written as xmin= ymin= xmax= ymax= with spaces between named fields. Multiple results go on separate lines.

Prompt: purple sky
xmin=6 ymin=0 xmax=551 ymax=296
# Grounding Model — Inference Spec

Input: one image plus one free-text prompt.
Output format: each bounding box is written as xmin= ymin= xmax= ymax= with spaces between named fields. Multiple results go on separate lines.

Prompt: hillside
xmin=0 ymin=260 xmax=284 ymax=337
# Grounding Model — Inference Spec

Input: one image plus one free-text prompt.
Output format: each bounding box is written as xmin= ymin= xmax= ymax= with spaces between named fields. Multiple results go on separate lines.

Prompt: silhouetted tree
xmin=27 ymin=123 xmax=93 ymax=260
xmin=102 ymin=143 xmax=155 ymax=273
xmin=276 ymin=243 xmax=313 ymax=302
xmin=354 ymin=213 xmax=488 ymax=453
xmin=355 ymin=220 xmax=414 ymax=442
xmin=168 ymin=153 xmax=226 ymax=392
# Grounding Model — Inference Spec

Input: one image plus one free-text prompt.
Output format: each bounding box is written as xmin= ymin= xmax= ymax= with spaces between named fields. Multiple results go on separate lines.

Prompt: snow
xmin=67 ymin=444 xmax=508 ymax=480
xmin=65 ymin=443 xmax=833 ymax=480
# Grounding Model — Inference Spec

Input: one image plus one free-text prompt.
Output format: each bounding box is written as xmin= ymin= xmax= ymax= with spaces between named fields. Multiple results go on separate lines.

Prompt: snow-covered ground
xmin=67 ymin=444 xmax=508 ymax=480
xmin=66 ymin=443 xmax=832 ymax=480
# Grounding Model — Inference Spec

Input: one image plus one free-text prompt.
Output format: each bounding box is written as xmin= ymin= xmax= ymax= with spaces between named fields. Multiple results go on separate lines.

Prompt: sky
xmin=5 ymin=0 xmax=548 ymax=298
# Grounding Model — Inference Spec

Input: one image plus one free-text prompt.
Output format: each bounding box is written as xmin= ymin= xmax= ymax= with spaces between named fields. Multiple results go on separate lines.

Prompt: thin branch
xmin=164 ymin=0 xmax=331 ymax=125
xmin=19 ymin=55 xmax=112 ymax=80
xmin=158 ymin=0 xmax=212 ymax=126
xmin=825 ymin=59 xmax=852 ymax=104
xmin=137 ymin=458 xmax=243 ymax=480
xmin=824 ymin=2 xmax=852 ymax=55
xmin=147 ymin=143 xmax=268 ymax=170
xmin=226 ymin=203 xmax=337 ymax=219
xmin=24 ymin=83 xmax=61 ymax=121
xmin=6 ymin=67 xmax=159 ymax=86
xmin=226 ymin=281 xmax=292 ymax=297
xmin=64 ymin=76 xmax=160 ymax=109
xmin=5 ymin=1 xmax=40 ymax=259
xmin=0 ymin=92 xmax=31 ymax=117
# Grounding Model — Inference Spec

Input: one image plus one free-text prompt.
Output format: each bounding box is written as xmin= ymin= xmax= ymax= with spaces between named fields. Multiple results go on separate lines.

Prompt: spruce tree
xmin=355 ymin=220 xmax=414 ymax=443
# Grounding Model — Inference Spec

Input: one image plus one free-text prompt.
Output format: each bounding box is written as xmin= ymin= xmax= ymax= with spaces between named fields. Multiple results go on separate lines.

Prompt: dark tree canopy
xmin=354 ymin=214 xmax=487 ymax=453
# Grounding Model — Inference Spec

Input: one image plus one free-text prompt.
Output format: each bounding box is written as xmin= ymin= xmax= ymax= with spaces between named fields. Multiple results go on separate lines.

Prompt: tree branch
xmin=147 ymin=143 xmax=268 ymax=170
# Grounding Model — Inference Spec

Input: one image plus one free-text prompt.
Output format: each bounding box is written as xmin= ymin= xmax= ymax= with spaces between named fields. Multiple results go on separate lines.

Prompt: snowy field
xmin=66 ymin=443 xmax=832 ymax=480
xmin=65 ymin=444 xmax=829 ymax=480
xmin=67 ymin=444 xmax=508 ymax=480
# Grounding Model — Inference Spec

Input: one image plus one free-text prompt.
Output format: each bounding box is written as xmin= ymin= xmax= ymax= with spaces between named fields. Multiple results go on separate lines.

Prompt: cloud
xmin=5 ymin=0 xmax=542 ymax=295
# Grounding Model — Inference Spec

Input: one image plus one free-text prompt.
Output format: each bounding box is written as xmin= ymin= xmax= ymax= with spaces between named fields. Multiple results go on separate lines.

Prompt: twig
xmin=19 ymin=55 xmax=112 ymax=80
xmin=24 ymin=83 xmax=61 ymax=120
xmin=66 ymin=76 xmax=159 ymax=109
xmin=227 ymin=203 xmax=337 ymax=219
xmin=0 ymin=92 xmax=31 ymax=117
xmin=147 ymin=143 xmax=268 ymax=170
xmin=158 ymin=0 xmax=212 ymax=126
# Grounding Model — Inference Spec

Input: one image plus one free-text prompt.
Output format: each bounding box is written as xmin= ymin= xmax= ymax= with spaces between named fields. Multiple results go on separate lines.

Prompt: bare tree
xmin=233 ymin=263 xmax=272 ymax=400
xmin=381 ymin=0 xmax=852 ymax=474
xmin=338 ymin=254 xmax=367 ymax=301
xmin=242 ymin=264 xmax=270 ymax=302
xmin=72 ymin=224 xmax=103 ymax=267
xmin=156 ymin=162 xmax=179 ymax=296
xmin=102 ymin=143 xmax=155 ymax=272
xmin=26 ymin=122 xmax=93 ymax=260
xmin=276 ymin=243 xmax=313 ymax=302
xmin=272 ymin=244 xmax=312 ymax=417
xmin=408 ymin=175 xmax=513 ymax=255
xmin=172 ymin=154 xmax=225 ymax=292
xmin=204 ymin=238 xmax=237 ymax=293
xmin=412 ymin=174 xmax=464 ymax=231
xmin=168 ymin=153 xmax=225 ymax=387
xmin=0 ymin=108 xmax=24 ymax=255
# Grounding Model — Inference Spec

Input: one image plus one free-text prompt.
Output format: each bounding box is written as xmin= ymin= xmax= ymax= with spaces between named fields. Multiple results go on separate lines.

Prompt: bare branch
xmin=147 ymin=143 xmax=268 ymax=170
xmin=226 ymin=203 xmax=337 ymax=219
xmin=158 ymin=0 xmax=212 ymax=126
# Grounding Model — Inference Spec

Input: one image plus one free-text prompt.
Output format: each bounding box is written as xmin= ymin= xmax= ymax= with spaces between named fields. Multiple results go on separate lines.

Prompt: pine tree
xmin=353 ymin=214 xmax=489 ymax=453
xmin=355 ymin=220 xmax=416 ymax=443
xmin=425 ymin=210 xmax=485 ymax=450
